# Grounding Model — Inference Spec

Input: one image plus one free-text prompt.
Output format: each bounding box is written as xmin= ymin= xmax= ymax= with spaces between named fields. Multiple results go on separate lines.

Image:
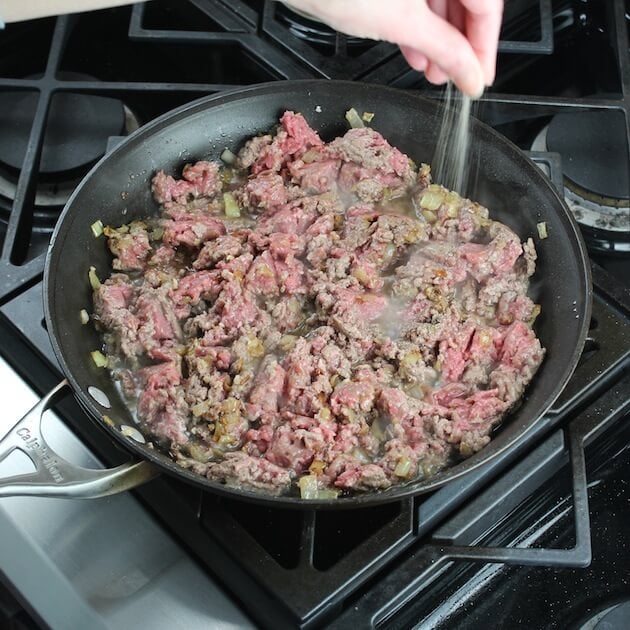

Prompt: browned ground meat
xmin=92 ymin=111 xmax=545 ymax=498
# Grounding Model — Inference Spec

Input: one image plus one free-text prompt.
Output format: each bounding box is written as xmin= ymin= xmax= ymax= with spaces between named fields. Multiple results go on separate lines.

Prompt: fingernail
xmin=469 ymin=65 xmax=485 ymax=99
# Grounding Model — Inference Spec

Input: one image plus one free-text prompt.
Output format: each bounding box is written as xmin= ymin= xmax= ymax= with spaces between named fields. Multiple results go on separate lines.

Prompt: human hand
xmin=282 ymin=0 xmax=503 ymax=98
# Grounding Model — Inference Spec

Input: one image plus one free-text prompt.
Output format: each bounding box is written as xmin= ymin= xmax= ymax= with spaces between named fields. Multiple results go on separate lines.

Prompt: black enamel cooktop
xmin=0 ymin=2 xmax=629 ymax=628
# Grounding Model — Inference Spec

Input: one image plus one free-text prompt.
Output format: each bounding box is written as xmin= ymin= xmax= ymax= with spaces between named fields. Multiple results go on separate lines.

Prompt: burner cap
xmin=546 ymin=110 xmax=630 ymax=201
xmin=593 ymin=602 xmax=630 ymax=630
xmin=0 ymin=72 xmax=125 ymax=175
xmin=276 ymin=2 xmax=368 ymax=47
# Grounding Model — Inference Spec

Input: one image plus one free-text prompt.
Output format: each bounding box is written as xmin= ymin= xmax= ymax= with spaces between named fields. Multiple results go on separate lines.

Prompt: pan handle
xmin=0 ymin=380 xmax=158 ymax=498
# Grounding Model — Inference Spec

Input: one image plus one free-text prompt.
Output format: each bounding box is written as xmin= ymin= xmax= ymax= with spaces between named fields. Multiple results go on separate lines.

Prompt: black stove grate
xmin=1 ymin=0 xmax=628 ymax=300
xmin=1 ymin=2 xmax=630 ymax=629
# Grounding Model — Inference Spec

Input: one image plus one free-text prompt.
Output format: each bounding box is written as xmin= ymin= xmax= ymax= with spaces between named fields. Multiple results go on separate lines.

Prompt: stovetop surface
xmin=1 ymin=1 xmax=629 ymax=629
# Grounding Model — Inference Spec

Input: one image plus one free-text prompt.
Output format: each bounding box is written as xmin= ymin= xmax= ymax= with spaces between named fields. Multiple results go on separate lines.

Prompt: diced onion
xmin=301 ymin=149 xmax=319 ymax=163
xmin=309 ymin=459 xmax=327 ymax=475
xmin=362 ymin=111 xmax=375 ymax=123
xmin=351 ymin=448 xmax=370 ymax=464
xmin=220 ymin=148 xmax=237 ymax=165
xmin=223 ymin=192 xmax=241 ymax=218
xmin=419 ymin=189 xmax=445 ymax=211
xmin=191 ymin=401 xmax=210 ymax=417
xmin=299 ymin=474 xmax=319 ymax=499
xmin=317 ymin=488 xmax=339 ymax=499
xmin=406 ymin=384 xmax=427 ymax=399
xmin=102 ymin=414 xmax=115 ymax=427
xmin=370 ymin=418 xmax=387 ymax=442
xmin=345 ymin=108 xmax=365 ymax=129
xmin=90 ymin=220 xmax=103 ymax=238
xmin=477 ymin=331 xmax=493 ymax=346
xmin=246 ymin=336 xmax=265 ymax=357
xmin=400 ymin=351 xmax=422 ymax=369
xmin=79 ymin=309 xmax=89 ymax=324
xmin=329 ymin=374 xmax=341 ymax=389
xmin=394 ymin=457 xmax=413 ymax=478
xmin=90 ymin=350 xmax=108 ymax=368
xmin=298 ymin=474 xmax=338 ymax=499
xmin=446 ymin=205 xmax=459 ymax=218
xmin=352 ymin=267 xmax=370 ymax=285
xmin=421 ymin=209 xmax=438 ymax=223
xmin=189 ymin=444 xmax=212 ymax=462
xmin=537 ymin=221 xmax=548 ymax=239
xmin=278 ymin=334 xmax=297 ymax=352
xmin=383 ymin=243 xmax=397 ymax=262
xmin=529 ymin=304 xmax=542 ymax=326
xmin=88 ymin=266 xmax=101 ymax=290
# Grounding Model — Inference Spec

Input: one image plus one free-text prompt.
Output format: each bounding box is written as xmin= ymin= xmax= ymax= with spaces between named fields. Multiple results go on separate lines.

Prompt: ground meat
xmin=328 ymin=128 xmax=413 ymax=180
xmin=206 ymin=451 xmax=292 ymax=495
xmin=288 ymin=158 xmax=341 ymax=193
xmin=250 ymin=111 xmax=323 ymax=174
xmin=236 ymin=134 xmax=273 ymax=170
xmin=135 ymin=290 xmax=181 ymax=359
xmin=93 ymin=275 xmax=141 ymax=359
xmin=93 ymin=111 xmax=545 ymax=499
xmin=136 ymin=361 xmax=189 ymax=445
xmin=152 ymin=160 xmax=221 ymax=204
xmin=257 ymin=197 xmax=319 ymax=235
xmin=169 ymin=270 xmax=222 ymax=319
xmin=247 ymin=355 xmax=286 ymax=420
xmin=105 ymin=222 xmax=151 ymax=271
xmin=162 ymin=210 xmax=225 ymax=248
xmin=193 ymin=234 xmax=246 ymax=269
xmin=236 ymin=172 xmax=288 ymax=211
xmin=334 ymin=463 xmax=392 ymax=491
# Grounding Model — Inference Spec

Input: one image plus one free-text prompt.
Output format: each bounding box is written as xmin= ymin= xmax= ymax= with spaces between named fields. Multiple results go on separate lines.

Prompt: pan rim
xmin=44 ymin=79 xmax=593 ymax=509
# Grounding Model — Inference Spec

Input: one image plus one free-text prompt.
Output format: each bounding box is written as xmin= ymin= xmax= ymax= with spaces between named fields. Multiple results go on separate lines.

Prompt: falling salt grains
xmin=432 ymin=82 xmax=475 ymax=196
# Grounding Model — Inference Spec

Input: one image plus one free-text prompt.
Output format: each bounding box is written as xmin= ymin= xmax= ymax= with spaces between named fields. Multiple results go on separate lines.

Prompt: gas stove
xmin=0 ymin=2 xmax=629 ymax=629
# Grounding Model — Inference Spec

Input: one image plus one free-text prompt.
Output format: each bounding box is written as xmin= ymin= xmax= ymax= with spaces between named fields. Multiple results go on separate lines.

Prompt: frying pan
xmin=0 ymin=81 xmax=592 ymax=508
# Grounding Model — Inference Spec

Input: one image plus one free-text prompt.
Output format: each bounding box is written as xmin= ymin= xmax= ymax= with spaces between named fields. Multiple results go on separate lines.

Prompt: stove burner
xmin=276 ymin=2 xmax=370 ymax=48
xmin=546 ymin=111 xmax=629 ymax=202
xmin=579 ymin=601 xmax=630 ymax=630
xmin=0 ymin=171 xmax=83 ymax=232
xmin=0 ymin=73 xmax=126 ymax=175
xmin=531 ymin=114 xmax=630 ymax=254
xmin=0 ymin=74 xmax=139 ymax=231
xmin=594 ymin=603 xmax=630 ymax=629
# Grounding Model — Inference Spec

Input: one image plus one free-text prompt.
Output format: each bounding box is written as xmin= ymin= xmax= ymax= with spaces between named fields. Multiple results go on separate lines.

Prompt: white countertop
xmin=0 ymin=354 xmax=254 ymax=630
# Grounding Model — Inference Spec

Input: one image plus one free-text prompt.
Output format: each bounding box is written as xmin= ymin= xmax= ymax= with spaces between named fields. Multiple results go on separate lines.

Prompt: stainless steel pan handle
xmin=0 ymin=380 xmax=158 ymax=498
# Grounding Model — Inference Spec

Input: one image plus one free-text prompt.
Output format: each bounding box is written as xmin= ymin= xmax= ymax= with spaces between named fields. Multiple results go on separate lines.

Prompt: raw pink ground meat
xmin=152 ymin=160 xmax=221 ymax=204
xmin=93 ymin=111 xmax=545 ymax=498
xmin=162 ymin=211 xmax=225 ymax=248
